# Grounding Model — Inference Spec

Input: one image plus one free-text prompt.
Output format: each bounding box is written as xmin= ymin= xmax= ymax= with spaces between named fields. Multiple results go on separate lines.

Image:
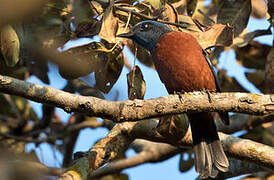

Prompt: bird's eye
xmin=140 ymin=23 xmax=151 ymax=31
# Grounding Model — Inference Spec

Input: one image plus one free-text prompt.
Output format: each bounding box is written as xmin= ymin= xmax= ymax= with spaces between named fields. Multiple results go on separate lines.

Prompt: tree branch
xmin=88 ymin=141 xmax=179 ymax=179
xmin=216 ymin=114 xmax=274 ymax=134
xmin=212 ymin=158 xmax=266 ymax=179
xmin=58 ymin=122 xmax=135 ymax=180
xmin=0 ymin=75 xmax=273 ymax=123
xmin=12 ymin=161 xmax=64 ymax=176
xmin=58 ymin=119 xmax=274 ymax=180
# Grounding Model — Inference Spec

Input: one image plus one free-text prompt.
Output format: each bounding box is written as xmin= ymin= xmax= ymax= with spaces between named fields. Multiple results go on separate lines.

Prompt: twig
xmin=114 ymin=6 xmax=190 ymax=29
xmin=217 ymin=114 xmax=274 ymax=134
xmin=89 ymin=141 xmax=178 ymax=178
xmin=0 ymin=132 xmax=50 ymax=143
xmin=11 ymin=161 xmax=64 ymax=176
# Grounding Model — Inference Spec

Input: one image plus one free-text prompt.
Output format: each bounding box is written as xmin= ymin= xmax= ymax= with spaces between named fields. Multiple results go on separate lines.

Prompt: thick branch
xmin=0 ymin=75 xmax=273 ymax=122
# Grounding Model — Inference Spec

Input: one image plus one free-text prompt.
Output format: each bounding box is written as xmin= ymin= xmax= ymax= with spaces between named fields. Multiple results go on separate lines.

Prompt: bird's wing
xmin=202 ymin=50 xmax=229 ymax=125
xmin=202 ymin=50 xmax=222 ymax=92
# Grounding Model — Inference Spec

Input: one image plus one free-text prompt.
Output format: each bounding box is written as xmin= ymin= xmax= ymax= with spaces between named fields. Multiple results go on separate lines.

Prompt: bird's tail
xmin=188 ymin=112 xmax=229 ymax=179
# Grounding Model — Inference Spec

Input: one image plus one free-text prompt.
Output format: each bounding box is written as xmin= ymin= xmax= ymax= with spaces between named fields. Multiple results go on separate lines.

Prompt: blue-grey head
xmin=117 ymin=20 xmax=172 ymax=53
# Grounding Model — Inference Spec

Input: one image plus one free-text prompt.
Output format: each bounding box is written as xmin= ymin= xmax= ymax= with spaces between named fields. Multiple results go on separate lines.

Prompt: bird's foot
xmin=203 ymin=89 xmax=213 ymax=103
xmin=175 ymin=91 xmax=185 ymax=104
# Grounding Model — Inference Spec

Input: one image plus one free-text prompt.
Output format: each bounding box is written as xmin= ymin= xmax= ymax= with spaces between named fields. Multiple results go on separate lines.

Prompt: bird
xmin=118 ymin=20 xmax=229 ymax=178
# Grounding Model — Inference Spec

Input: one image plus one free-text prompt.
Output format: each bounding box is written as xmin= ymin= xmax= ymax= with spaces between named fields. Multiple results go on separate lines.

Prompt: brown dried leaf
xmin=167 ymin=0 xmax=182 ymax=3
xmin=217 ymin=0 xmax=251 ymax=37
xmin=179 ymin=150 xmax=194 ymax=172
xmin=251 ymin=0 xmax=267 ymax=19
xmin=127 ymin=66 xmax=146 ymax=100
xmin=31 ymin=41 xmax=101 ymax=80
xmin=89 ymin=1 xmax=104 ymax=15
xmin=75 ymin=19 xmax=102 ymax=38
xmin=162 ymin=3 xmax=178 ymax=24
xmin=115 ymin=6 xmax=142 ymax=25
xmin=99 ymin=3 xmax=119 ymax=43
xmin=268 ymin=0 xmax=274 ymax=26
xmin=29 ymin=59 xmax=49 ymax=84
xmin=245 ymin=70 xmax=265 ymax=92
xmin=186 ymin=0 xmax=197 ymax=16
xmin=0 ymin=25 xmax=20 ymax=67
xmin=233 ymin=28 xmax=272 ymax=48
xmin=145 ymin=0 xmax=162 ymax=9
xmin=156 ymin=114 xmax=189 ymax=142
xmin=172 ymin=0 xmax=187 ymax=15
xmin=218 ymin=69 xmax=247 ymax=92
xmin=190 ymin=23 xmax=233 ymax=49
xmin=265 ymin=47 xmax=274 ymax=93
xmin=235 ymin=41 xmax=271 ymax=70
xmin=191 ymin=0 xmax=217 ymax=26
xmin=0 ymin=60 xmax=28 ymax=80
xmin=95 ymin=45 xmax=124 ymax=93
xmin=71 ymin=0 xmax=95 ymax=24
xmin=178 ymin=15 xmax=201 ymax=32
xmin=58 ymin=42 xmax=103 ymax=79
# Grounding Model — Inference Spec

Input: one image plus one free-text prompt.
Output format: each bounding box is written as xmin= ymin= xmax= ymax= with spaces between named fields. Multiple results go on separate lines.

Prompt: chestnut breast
xmin=152 ymin=31 xmax=216 ymax=94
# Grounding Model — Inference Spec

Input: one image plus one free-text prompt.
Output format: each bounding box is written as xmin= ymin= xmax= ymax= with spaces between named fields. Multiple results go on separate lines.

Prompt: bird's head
xmin=117 ymin=20 xmax=172 ymax=53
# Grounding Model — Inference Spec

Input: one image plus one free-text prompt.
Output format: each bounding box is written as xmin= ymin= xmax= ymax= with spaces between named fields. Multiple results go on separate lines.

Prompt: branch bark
xmin=0 ymin=75 xmax=273 ymax=123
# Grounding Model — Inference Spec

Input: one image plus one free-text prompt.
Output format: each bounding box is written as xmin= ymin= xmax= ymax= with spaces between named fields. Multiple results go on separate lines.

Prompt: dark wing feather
xmin=202 ymin=50 xmax=230 ymax=125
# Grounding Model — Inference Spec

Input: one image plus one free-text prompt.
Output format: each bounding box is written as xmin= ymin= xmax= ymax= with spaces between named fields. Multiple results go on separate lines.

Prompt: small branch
xmin=89 ymin=141 xmax=179 ymax=179
xmin=114 ymin=6 xmax=190 ymax=29
xmin=213 ymin=158 xmax=266 ymax=179
xmin=0 ymin=132 xmax=50 ymax=143
xmin=66 ymin=119 xmax=103 ymax=132
xmin=217 ymin=114 xmax=274 ymax=134
xmin=59 ymin=122 xmax=136 ymax=180
xmin=62 ymin=114 xmax=84 ymax=168
xmin=12 ymin=161 xmax=64 ymax=176
xmin=0 ymin=75 xmax=273 ymax=123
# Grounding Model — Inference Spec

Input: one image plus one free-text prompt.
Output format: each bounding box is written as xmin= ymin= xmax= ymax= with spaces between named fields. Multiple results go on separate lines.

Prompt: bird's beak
xmin=116 ymin=31 xmax=135 ymax=39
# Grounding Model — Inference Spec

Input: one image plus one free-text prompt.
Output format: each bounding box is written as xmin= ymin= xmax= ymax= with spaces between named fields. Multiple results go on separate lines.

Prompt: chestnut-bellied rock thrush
xmin=118 ymin=20 xmax=229 ymax=179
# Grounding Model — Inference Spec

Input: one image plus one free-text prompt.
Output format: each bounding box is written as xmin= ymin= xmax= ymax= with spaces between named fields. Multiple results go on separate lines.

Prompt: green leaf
xmin=0 ymin=25 xmax=20 ymax=67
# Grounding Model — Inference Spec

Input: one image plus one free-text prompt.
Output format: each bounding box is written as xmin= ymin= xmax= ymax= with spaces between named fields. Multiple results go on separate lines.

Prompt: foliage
xmin=0 ymin=0 xmax=273 ymax=179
